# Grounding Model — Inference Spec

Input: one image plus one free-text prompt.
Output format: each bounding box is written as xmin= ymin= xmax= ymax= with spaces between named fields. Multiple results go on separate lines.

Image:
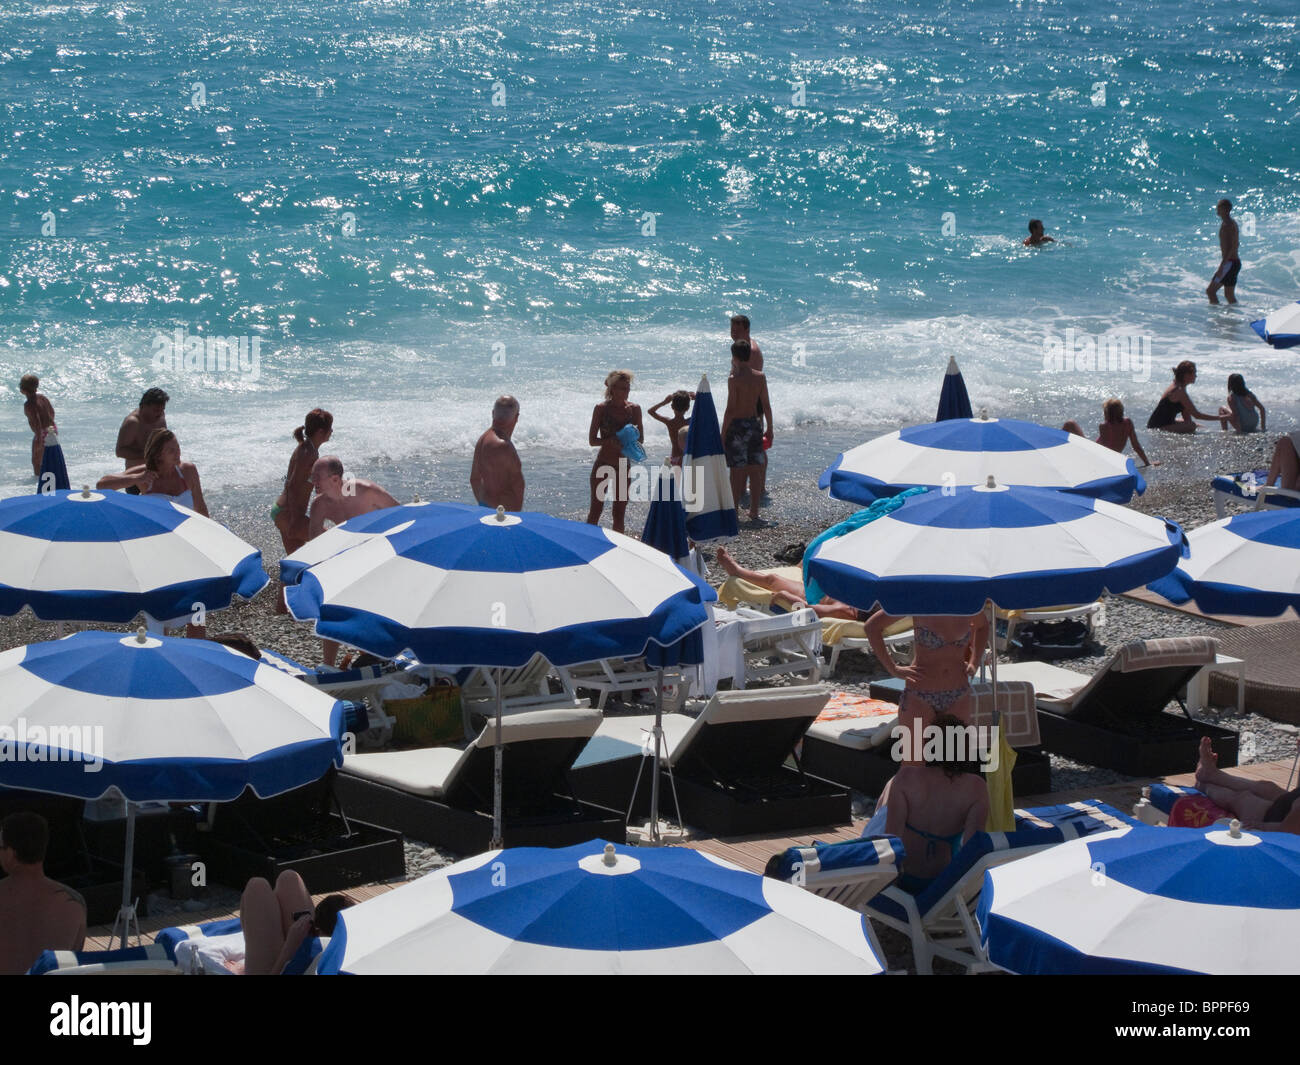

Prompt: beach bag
xmin=385 ymin=678 xmax=462 ymax=748
xmin=1012 ymin=618 xmax=1091 ymax=659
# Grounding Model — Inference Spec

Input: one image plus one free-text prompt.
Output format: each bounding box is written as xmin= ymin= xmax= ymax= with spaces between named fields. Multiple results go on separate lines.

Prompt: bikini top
xmin=151 ymin=466 xmax=194 ymax=511
xmin=914 ymin=623 xmax=972 ymax=651
xmin=905 ymin=821 xmax=966 ymax=860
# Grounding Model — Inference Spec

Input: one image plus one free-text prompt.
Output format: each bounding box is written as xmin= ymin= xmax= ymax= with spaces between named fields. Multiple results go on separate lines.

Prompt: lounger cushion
xmin=343 ymin=747 xmax=465 ymax=797
xmin=669 ymin=686 xmax=829 ymax=765
xmin=1113 ymin=637 xmax=1216 ymax=673
xmin=989 ymin=662 xmax=1091 ymax=706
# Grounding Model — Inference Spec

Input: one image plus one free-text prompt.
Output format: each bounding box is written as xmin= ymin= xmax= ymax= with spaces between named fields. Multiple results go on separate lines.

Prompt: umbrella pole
xmin=112 ymin=799 xmax=140 ymax=950
xmin=491 ymin=668 xmax=503 ymax=850
xmin=649 ymin=669 xmax=664 ymax=844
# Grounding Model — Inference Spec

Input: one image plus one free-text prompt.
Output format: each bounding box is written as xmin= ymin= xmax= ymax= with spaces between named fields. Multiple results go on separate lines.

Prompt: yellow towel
xmin=983 ymin=728 xmax=1018 ymax=833
xmin=715 ymin=567 xmax=804 ymax=610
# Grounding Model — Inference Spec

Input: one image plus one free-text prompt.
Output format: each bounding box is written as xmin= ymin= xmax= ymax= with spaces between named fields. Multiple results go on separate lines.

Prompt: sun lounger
xmin=825 ymin=615 xmax=915 ymax=676
xmin=555 ymin=657 xmax=684 ymax=711
xmin=1132 ymin=783 xmax=1206 ymax=825
xmin=769 ymin=835 xmax=904 ymax=960
xmin=1212 ymin=469 xmax=1300 ymax=518
xmin=28 ymin=943 xmax=180 ymax=975
xmin=570 ymin=686 xmax=850 ymax=835
xmin=992 ymin=637 xmax=1239 ymax=776
xmin=866 ymin=800 xmax=1141 ymax=974
xmin=738 ymin=608 xmax=823 ymax=686
xmin=460 ymin=653 xmax=589 ymax=733
xmin=995 ymin=601 xmax=1103 ymax=656
xmin=156 ymin=917 xmax=326 ymax=974
xmin=335 ymin=708 xmax=623 ymax=853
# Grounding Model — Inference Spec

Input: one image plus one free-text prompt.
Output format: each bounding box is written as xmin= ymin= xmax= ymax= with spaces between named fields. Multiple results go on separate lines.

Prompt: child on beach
xmin=648 ymin=390 xmax=693 ymax=464
xmin=1096 ymin=398 xmax=1158 ymax=467
xmin=1218 ymin=374 xmax=1265 ymax=433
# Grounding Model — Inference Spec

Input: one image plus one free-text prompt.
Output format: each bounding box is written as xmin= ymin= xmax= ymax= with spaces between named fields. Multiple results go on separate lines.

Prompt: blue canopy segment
xmin=935 ymin=356 xmax=973 ymax=421
xmin=641 ymin=465 xmax=690 ymax=566
xmin=683 ymin=375 xmax=739 ymax=544
xmin=279 ymin=505 xmax=420 ymax=584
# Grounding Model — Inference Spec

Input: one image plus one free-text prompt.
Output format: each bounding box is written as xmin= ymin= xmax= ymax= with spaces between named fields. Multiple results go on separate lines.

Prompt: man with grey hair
xmin=471 ymin=395 xmax=524 ymax=511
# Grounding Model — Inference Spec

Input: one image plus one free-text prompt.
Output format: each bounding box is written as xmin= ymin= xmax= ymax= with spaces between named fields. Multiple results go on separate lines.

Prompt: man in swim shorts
xmin=722 ymin=339 xmax=772 ymax=524
xmin=1206 ymin=198 xmax=1241 ymax=305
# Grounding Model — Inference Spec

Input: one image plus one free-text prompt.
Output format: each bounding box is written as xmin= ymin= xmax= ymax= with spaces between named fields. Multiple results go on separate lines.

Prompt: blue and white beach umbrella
xmin=0 ymin=630 xmax=345 ymax=945
xmin=287 ymin=502 xmax=714 ymax=668
xmin=317 ymin=841 xmax=883 ymax=975
xmin=936 ymin=355 xmax=973 ymax=422
xmin=978 ymin=823 xmax=1300 ymax=974
xmin=819 ymin=414 xmax=1145 ymax=506
xmin=641 ymin=463 xmax=691 ymax=566
xmin=806 ymin=480 xmax=1185 ymax=617
xmin=0 ymin=488 xmax=267 ymax=623
xmin=683 ymin=374 xmax=738 ymax=544
xmin=1148 ymin=509 xmax=1300 ymax=617
xmin=1251 ymin=301 xmax=1300 ymax=348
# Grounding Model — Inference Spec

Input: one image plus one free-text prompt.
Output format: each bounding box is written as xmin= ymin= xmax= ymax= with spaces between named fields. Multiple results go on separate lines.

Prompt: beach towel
xmin=802 ymin=487 xmax=928 ymax=605
xmin=715 ymin=566 xmax=803 ymax=610
xmin=1168 ymin=794 xmax=1229 ymax=828
xmin=983 ymin=728 xmax=1018 ymax=833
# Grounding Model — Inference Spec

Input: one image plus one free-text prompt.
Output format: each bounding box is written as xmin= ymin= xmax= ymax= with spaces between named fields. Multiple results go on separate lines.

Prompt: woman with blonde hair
xmin=586 ymin=370 xmax=643 ymax=534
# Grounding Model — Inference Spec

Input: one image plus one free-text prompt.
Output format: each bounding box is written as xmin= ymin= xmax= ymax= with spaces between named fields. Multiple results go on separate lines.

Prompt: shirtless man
xmin=722 ymin=340 xmax=772 ymax=524
xmin=19 ymin=374 xmax=56 ymax=478
xmin=306 ymin=457 xmax=400 ymax=666
xmin=116 ymin=387 xmax=169 ymax=477
xmin=730 ymin=315 xmax=769 ymax=507
xmin=470 ymin=395 xmax=525 ymax=511
xmin=0 ymin=813 xmax=86 ymax=974
xmin=1023 ymin=219 xmax=1055 ymax=247
xmin=1206 ymin=199 xmax=1241 ymax=305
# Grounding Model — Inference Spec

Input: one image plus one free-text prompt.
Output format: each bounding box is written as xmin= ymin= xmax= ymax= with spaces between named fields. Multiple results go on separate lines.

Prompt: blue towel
xmin=616 ymin=424 xmax=646 ymax=463
xmin=802 ymin=486 xmax=928 ymax=605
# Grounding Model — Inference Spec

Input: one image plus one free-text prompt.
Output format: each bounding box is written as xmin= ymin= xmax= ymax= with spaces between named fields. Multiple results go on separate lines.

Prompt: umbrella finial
xmin=495 ymin=505 xmax=506 ymax=522
xmin=81 ymin=484 xmax=91 ymax=498
xmin=1229 ymin=819 xmax=1242 ymax=838
xmin=135 ymin=627 xmax=147 ymax=644
xmin=979 ymin=408 xmax=989 ymax=421
xmin=602 ymin=843 xmax=617 ymax=866
xmin=986 ymin=475 xmax=997 ymax=489
xmin=413 ymin=493 xmax=421 ymax=504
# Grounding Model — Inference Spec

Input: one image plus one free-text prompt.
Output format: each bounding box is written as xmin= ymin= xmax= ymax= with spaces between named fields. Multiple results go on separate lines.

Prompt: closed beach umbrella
xmin=1250 ymin=301 xmax=1300 ymax=348
xmin=936 ymin=355 xmax=973 ymax=422
xmin=286 ymin=502 xmax=715 ymax=845
xmin=0 ymin=488 xmax=267 ymax=623
xmin=978 ymin=822 xmax=1300 ymax=974
xmin=819 ymin=414 xmax=1145 ymax=506
xmin=805 ymin=480 xmax=1185 ymax=618
xmin=36 ymin=429 xmax=70 ymax=493
xmin=0 ymin=630 xmax=345 ymax=945
xmin=641 ymin=463 xmax=691 ymax=566
xmin=316 ymin=840 xmax=883 ymax=975
xmin=1147 ymin=509 xmax=1300 ymax=617
xmin=683 ymin=375 xmax=738 ymax=544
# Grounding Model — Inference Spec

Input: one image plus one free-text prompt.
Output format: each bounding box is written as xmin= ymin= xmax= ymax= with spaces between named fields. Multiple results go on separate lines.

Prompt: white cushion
xmin=343 ymin=747 xmax=465 ymax=798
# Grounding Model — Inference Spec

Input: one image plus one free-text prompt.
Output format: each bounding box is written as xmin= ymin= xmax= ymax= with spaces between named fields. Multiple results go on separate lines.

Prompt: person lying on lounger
xmin=1192 ymin=737 xmax=1300 ymax=834
xmin=239 ymin=870 xmax=354 ymax=975
xmin=715 ymin=546 xmax=863 ymax=619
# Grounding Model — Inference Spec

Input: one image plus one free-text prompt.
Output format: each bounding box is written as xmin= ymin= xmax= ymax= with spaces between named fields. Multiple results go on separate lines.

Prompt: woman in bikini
xmin=586 ymin=370 xmax=643 ymax=534
xmin=865 ymin=609 xmax=988 ymax=761
xmin=272 ymin=409 xmax=333 ymax=612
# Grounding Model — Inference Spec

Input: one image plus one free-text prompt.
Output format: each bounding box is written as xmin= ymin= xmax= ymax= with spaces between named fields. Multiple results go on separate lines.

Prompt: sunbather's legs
xmin=240 ymin=876 xmax=286 ymax=976
xmin=1267 ymin=436 xmax=1300 ymax=492
xmin=274 ymin=870 xmax=313 ymax=933
xmin=1193 ymin=737 xmax=1283 ymax=821
xmin=715 ymin=546 xmax=805 ymax=600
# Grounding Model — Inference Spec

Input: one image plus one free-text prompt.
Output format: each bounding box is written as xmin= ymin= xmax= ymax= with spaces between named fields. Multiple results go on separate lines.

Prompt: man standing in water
xmin=722 ymin=339 xmax=773 ymax=525
xmin=116 ymin=387 xmax=169 ymax=469
xmin=470 ymin=395 xmax=525 ymax=510
xmin=306 ymin=456 xmax=399 ymax=666
xmin=1206 ymin=198 xmax=1241 ymax=305
xmin=730 ymin=314 xmax=770 ymax=507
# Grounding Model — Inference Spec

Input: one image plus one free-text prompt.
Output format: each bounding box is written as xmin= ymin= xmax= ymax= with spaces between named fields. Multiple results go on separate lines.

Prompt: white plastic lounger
xmin=1212 ymin=469 xmax=1300 ymax=518
xmin=555 ymin=658 xmax=684 ymax=711
xmin=738 ymin=608 xmax=823 ymax=686
xmin=29 ymin=943 xmax=180 ymax=975
xmin=460 ymin=653 xmax=588 ymax=733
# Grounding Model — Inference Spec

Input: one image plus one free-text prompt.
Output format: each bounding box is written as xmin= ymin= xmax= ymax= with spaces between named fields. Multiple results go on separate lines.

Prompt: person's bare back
xmin=470 ymin=397 xmax=524 ymax=510
xmin=0 ymin=876 xmax=86 ymax=974
xmin=307 ymin=457 xmax=399 ymax=538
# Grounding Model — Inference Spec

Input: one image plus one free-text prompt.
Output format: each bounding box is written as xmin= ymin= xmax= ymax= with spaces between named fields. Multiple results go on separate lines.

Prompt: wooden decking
xmin=83 ymin=757 xmax=1298 ymax=950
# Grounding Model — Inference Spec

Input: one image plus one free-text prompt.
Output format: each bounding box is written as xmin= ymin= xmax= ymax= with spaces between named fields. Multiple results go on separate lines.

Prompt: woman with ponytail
xmin=272 ymin=409 xmax=332 ymax=611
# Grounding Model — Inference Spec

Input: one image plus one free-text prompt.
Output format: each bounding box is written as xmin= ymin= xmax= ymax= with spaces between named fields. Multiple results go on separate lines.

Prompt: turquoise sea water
xmin=1 ymin=0 xmax=1298 ymax=507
